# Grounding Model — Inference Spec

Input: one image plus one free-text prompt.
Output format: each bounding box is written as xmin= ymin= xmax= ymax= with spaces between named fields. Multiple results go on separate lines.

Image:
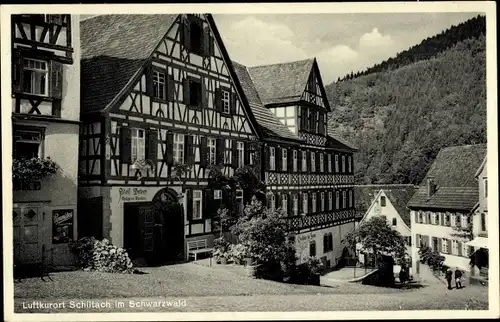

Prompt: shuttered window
xmin=224 ymin=139 xmax=232 ymax=165
xmin=329 ymin=192 xmax=333 ymax=210
xmin=321 ymin=192 xmax=325 ymax=211
xmin=335 ymin=191 xmax=340 ymax=209
xmin=22 ymin=58 xmax=48 ymax=96
xmin=131 ymin=128 xmax=146 ymax=162
xmin=192 ymin=190 xmax=203 ymax=220
xmin=335 ymin=155 xmax=339 ymax=173
xmin=342 ymin=191 xmax=346 ymax=209
xmin=237 ymin=142 xmax=244 ymax=168
xmin=302 ymin=193 xmax=308 ymax=214
xmin=293 ymin=194 xmax=299 ymax=216
xmin=312 ymin=193 xmax=317 ymax=213
xmin=328 ymin=154 xmax=332 ymax=173
xmin=320 ymin=153 xmax=324 ymax=172
xmin=302 ymin=151 xmax=307 ymax=171
xmin=311 ymin=152 xmax=316 ymax=172
xmin=293 ymin=150 xmax=298 ymax=172
xmin=270 ymin=147 xmax=276 ymax=171
xmin=341 ymin=155 xmax=346 ymax=173
xmin=282 ymin=148 xmax=288 ymax=171
xmin=173 ymin=133 xmax=185 ymax=164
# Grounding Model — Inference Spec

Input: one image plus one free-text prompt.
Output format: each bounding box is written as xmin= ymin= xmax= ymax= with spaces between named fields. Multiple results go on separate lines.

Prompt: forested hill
xmin=337 ymin=15 xmax=485 ymax=81
xmin=326 ymin=22 xmax=486 ymax=185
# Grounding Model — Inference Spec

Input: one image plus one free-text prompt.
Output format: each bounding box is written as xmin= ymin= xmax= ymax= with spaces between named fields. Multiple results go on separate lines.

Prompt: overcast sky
xmin=213 ymin=13 xmax=481 ymax=83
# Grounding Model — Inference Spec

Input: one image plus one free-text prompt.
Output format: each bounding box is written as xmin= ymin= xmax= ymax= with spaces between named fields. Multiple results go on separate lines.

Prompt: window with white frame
xmin=249 ymin=149 xmax=255 ymax=165
xmin=282 ymin=194 xmax=288 ymax=214
xmin=131 ymin=128 xmax=146 ymax=162
xmin=224 ymin=139 xmax=232 ymax=164
xmin=153 ymin=70 xmax=166 ymax=100
xmin=173 ymin=133 xmax=185 ymax=164
xmin=236 ymin=189 xmax=243 ymax=214
xmin=444 ymin=213 xmax=451 ymax=226
xmin=335 ymin=155 xmax=339 ymax=172
xmin=207 ymin=138 xmax=216 ymax=165
xmin=270 ymin=193 xmax=276 ymax=211
xmin=418 ymin=211 xmax=423 ymax=224
xmin=14 ymin=127 xmax=44 ymax=160
xmin=22 ymin=58 xmax=49 ymax=96
xmin=455 ymin=214 xmax=461 ymax=227
xmin=311 ymin=152 xmax=316 ymax=172
xmin=341 ymin=155 xmax=346 ymax=173
xmin=192 ymin=190 xmax=203 ymax=220
xmin=329 ymin=192 xmax=333 ymax=210
xmin=431 ymin=213 xmax=436 ymax=225
xmin=312 ymin=193 xmax=317 ymax=212
xmin=293 ymin=150 xmax=298 ymax=172
xmin=452 ymin=240 xmax=459 ymax=255
xmin=348 ymin=155 xmax=352 ymax=173
xmin=237 ymin=142 xmax=244 ymax=167
xmin=320 ymin=153 xmax=324 ymax=172
xmin=461 ymin=214 xmax=468 ymax=228
xmin=335 ymin=191 xmax=340 ymax=209
xmin=302 ymin=193 xmax=308 ymax=214
xmin=349 ymin=190 xmax=353 ymax=207
xmin=442 ymin=238 xmax=448 ymax=253
xmin=214 ymin=190 xmax=222 ymax=199
xmin=328 ymin=154 xmax=332 ymax=172
xmin=321 ymin=192 xmax=325 ymax=211
xmin=282 ymin=148 xmax=287 ymax=171
xmin=222 ymin=89 xmax=231 ymax=114
xmin=270 ymin=147 xmax=276 ymax=171
xmin=461 ymin=242 xmax=468 ymax=257
xmin=302 ymin=151 xmax=307 ymax=171
xmin=293 ymin=194 xmax=299 ymax=216
xmin=342 ymin=191 xmax=346 ymax=209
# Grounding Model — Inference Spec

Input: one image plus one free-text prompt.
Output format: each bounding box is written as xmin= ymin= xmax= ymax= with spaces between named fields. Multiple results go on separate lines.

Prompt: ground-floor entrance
xmin=123 ymin=188 xmax=185 ymax=266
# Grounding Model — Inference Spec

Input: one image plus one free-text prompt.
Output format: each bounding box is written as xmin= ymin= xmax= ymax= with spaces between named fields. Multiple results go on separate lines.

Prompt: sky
xmin=213 ymin=12 xmax=481 ymax=83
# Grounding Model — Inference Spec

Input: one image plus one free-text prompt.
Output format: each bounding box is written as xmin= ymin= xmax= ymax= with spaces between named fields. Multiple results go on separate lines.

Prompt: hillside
xmin=326 ymin=33 xmax=486 ymax=185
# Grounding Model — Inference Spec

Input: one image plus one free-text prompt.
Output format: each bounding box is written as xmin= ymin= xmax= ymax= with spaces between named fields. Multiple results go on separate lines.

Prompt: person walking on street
xmin=445 ymin=268 xmax=453 ymax=290
xmin=455 ymin=268 xmax=463 ymax=289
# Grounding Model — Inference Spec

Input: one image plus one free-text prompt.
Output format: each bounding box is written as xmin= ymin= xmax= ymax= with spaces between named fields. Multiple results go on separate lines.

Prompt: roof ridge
xmin=247 ymin=57 xmax=314 ymax=70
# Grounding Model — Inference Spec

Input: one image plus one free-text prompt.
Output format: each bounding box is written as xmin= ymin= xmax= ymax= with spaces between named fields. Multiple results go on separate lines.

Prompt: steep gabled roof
xmin=247 ymin=58 xmax=314 ymax=105
xmin=80 ymin=14 xmax=178 ymax=113
xmin=407 ymin=144 xmax=487 ymax=210
xmin=232 ymin=61 xmax=302 ymax=142
xmin=355 ymin=184 xmax=417 ymax=227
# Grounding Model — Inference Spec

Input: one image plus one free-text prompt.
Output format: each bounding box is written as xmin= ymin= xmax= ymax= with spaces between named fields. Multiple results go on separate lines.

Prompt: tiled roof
xmin=232 ymin=61 xmax=302 ymax=142
xmin=326 ymin=123 xmax=358 ymax=151
xmin=247 ymin=59 xmax=314 ymax=105
xmin=355 ymin=184 xmax=417 ymax=227
xmin=407 ymin=144 xmax=487 ymax=210
xmin=80 ymin=14 xmax=178 ymax=113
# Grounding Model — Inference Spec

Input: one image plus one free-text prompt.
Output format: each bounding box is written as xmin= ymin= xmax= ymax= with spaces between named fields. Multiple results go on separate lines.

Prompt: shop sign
xmin=119 ymin=187 xmax=148 ymax=202
xmin=52 ymin=209 xmax=74 ymax=244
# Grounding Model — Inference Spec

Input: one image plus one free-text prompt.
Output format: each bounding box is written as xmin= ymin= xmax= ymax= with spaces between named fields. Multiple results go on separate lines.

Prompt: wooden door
xmin=13 ymin=206 xmax=42 ymax=264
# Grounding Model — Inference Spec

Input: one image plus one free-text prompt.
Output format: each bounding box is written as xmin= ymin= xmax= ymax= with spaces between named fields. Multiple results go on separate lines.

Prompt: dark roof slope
xmin=326 ymin=123 xmax=358 ymax=151
xmin=247 ymin=59 xmax=314 ymax=105
xmin=355 ymin=184 xmax=417 ymax=227
xmin=232 ymin=61 xmax=301 ymax=142
xmin=408 ymin=144 xmax=487 ymax=210
xmin=80 ymin=14 xmax=178 ymax=113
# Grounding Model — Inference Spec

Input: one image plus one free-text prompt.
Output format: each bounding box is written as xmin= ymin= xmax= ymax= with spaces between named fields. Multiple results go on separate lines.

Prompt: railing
xmin=288 ymin=209 xmax=355 ymax=230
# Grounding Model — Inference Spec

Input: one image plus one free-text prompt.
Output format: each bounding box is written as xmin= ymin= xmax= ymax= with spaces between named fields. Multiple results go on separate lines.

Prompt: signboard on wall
xmin=52 ymin=209 xmax=74 ymax=244
xmin=119 ymin=187 xmax=148 ymax=202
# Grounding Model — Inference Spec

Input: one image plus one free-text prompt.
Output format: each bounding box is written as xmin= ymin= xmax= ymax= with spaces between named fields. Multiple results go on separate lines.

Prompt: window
xmin=348 ymin=155 xmax=352 ymax=173
xmin=173 ymin=133 xmax=185 ymax=164
xmin=208 ymin=138 xmax=216 ymax=165
xmin=328 ymin=154 xmax=332 ymax=172
xmin=131 ymin=128 xmax=146 ymax=162
xmin=192 ymin=190 xmax=202 ymax=220
xmin=189 ymin=18 xmax=203 ymax=54
xmin=342 ymin=191 xmax=346 ymax=209
xmin=341 ymin=155 xmax=345 ymax=173
xmin=14 ymin=127 xmax=43 ymax=159
xmin=321 ymin=192 xmax=325 ymax=211
xmin=214 ymin=190 xmax=222 ymax=199
xmin=442 ymin=238 xmax=448 ymax=253
xmin=335 ymin=155 xmax=339 ymax=172
xmin=445 ymin=213 xmax=450 ymax=226
xmin=349 ymin=190 xmax=353 ymax=207
xmin=323 ymin=233 xmax=333 ymax=252
xmin=312 ymin=193 xmax=317 ymax=212
xmin=302 ymin=151 xmax=307 ymax=171
xmin=269 ymin=147 xmax=276 ymax=171
xmin=380 ymin=196 xmax=386 ymax=207
xmin=270 ymin=194 xmax=276 ymax=211
xmin=455 ymin=214 xmax=461 ymax=227
xmin=282 ymin=148 xmax=288 ymax=171
xmin=293 ymin=150 xmax=298 ymax=172
xmin=22 ymin=58 xmax=48 ymax=96
xmin=484 ymin=178 xmax=488 ymax=198
xmin=320 ymin=153 xmax=324 ymax=172
xmin=249 ymin=150 xmax=255 ymax=165
xmin=222 ymin=89 xmax=231 ymax=114
xmin=190 ymin=80 xmax=203 ymax=108
xmin=452 ymin=240 xmax=459 ymax=255
xmin=416 ymin=234 xmax=421 ymax=247
xmin=302 ymin=193 xmax=308 ymax=214
xmin=481 ymin=213 xmax=487 ymax=231
xmin=426 ymin=212 xmax=431 ymax=224
xmin=311 ymin=152 xmax=316 ymax=172
xmin=236 ymin=189 xmax=244 ymax=215
xmin=309 ymin=241 xmax=316 ymax=257
xmin=418 ymin=211 xmax=423 ymax=224
xmin=237 ymin=142 xmax=244 ymax=167
xmin=335 ymin=191 xmax=340 ymax=209
xmin=329 ymin=192 xmax=333 ymax=210
xmin=461 ymin=214 xmax=468 ymax=228
xmin=153 ymin=70 xmax=166 ymax=100
xmin=224 ymin=139 xmax=231 ymax=164
xmin=392 ymin=218 xmax=397 ymax=226
xmin=282 ymin=194 xmax=288 ymax=214
xmin=293 ymin=194 xmax=299 ymax=216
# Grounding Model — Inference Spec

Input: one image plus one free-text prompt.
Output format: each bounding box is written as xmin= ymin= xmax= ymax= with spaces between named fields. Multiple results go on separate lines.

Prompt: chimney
xmin=427 ymin=177 xmax=435 ymax=198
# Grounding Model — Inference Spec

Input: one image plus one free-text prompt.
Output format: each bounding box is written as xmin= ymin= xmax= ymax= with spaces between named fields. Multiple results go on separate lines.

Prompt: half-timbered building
xmin=78 ymin=14 xmax=262 ymax=264
xmin=11 ymin=14 xmax=80 ymax=266
xmin=233 ymin=59 xmax=358 ymax=268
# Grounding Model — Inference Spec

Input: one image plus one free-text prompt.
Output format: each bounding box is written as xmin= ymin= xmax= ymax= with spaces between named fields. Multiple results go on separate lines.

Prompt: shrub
xmin=69 ymin=237 xmax=134 ymax=274
xmin=306 ymin=256 xmax=324 ymax=275
xmin=228 ymin=243 xmax=249 ymax=263
xmin=13 ymin=157 xmax=59 ymax=183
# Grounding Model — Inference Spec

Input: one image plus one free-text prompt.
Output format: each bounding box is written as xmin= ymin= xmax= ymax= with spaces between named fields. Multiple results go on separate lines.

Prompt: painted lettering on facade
xmin=119 ymin=188 xmax=148 ymax=202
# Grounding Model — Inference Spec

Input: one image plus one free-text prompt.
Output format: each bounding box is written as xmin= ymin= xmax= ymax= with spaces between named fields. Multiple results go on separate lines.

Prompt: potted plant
xmin=306 ymin=256 xmax=324 ymax=285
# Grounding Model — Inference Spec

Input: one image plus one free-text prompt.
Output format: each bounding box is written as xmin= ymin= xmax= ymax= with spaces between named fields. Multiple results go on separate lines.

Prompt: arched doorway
xmin=124 ymin=188 xmax=184 ymax=266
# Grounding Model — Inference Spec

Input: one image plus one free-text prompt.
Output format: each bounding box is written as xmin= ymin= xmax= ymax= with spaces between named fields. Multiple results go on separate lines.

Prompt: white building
xmin=408 ymin=144 xmax=487 ymax=279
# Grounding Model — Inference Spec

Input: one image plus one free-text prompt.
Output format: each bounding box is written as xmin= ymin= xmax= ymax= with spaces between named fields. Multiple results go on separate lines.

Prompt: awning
xmin=466 ymin=237 xmax=488 ymax=249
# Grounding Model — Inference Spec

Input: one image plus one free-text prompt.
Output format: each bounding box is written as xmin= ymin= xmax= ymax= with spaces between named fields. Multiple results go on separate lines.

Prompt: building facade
xmin=12 ymin=14 xmax=80 ymax=266
xmin=233 ymin=59 xmax=357 ymax=268
xmin=408 ymin=144 xmax=487 ymax=278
